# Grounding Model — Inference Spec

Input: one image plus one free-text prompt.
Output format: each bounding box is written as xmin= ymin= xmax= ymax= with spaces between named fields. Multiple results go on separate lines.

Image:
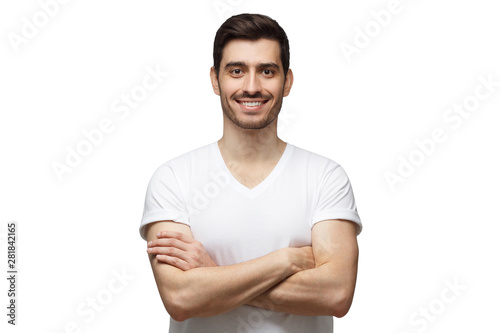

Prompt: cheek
xmin=219 ymin=81 xmax=239 ymax=97
xmin=262 ymin=80 xmax=284 ymax=96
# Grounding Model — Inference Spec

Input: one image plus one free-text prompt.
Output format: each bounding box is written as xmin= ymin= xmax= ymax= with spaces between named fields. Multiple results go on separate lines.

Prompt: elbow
xmin=326 ymin=288 xmax=354 ymax=318
xmin=166 ymin=304 xmax=190 ymax=322
xmin=331 ymin=303 xmax=351 ymax=318
xmin=161 ymin=289 xmax=196 ymax=322
xmin=169 ymin=311 xmax=190 ymax=322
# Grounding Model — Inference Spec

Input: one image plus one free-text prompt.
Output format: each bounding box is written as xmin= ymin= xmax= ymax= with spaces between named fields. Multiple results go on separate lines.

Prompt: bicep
xmin=311 ymin=220 xmax=359 ymax=316
xmin=312 ymin=219 xmax=358 ymax=279
xmin=145 ymin=220 xmax=193 ymax=243
xmin=145 ymin=221 xmax=192 ymax=303
xmin=145 ymin=220 xmax=193 ymax=267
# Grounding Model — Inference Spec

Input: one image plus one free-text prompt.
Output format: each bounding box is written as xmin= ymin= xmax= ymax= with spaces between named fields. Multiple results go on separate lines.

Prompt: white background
xmin=1 ymin=0 xmax=499 ymax=332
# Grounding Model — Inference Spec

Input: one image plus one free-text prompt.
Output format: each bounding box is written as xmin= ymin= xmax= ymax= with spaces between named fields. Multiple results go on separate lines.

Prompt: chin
xmin=233 ymin=114 xmax=279 ymax=130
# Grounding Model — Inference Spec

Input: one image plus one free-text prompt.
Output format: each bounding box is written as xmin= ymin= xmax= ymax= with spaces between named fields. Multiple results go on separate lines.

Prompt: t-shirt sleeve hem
xmin=311 ymin=210 xmax=362 ymax=235
xmin=139 ymin=210 xmax=190 ymax=240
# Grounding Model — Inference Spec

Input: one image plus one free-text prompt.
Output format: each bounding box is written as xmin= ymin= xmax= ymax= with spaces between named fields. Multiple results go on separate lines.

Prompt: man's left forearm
xmin=246 ymin=261 xmax=356 ymax=317
xmin=248 ymin=219 xmax=359 ymax=317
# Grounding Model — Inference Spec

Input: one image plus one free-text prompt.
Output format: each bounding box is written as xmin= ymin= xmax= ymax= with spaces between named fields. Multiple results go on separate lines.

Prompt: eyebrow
xmin=224 ymin=61 xmax=246 ymax=70
xmin=259 ymin=62 xmax=281 ymax=71
xmin=224 ymin=61 xmax=281 ymax=72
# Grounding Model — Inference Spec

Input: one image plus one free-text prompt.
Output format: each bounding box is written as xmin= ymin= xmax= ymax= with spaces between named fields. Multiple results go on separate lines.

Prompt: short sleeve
xmin=139 ymin=165 xmax=190 ymax=240
xmin=311 ymin=164 xmax=362 ymax=235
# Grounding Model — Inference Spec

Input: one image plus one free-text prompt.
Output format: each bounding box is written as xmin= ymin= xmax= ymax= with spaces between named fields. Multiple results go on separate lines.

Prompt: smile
xmin=241 ymin=101 xmax=262 ymax=106
xmin=236 ymin=99 xmax=269 ymax=107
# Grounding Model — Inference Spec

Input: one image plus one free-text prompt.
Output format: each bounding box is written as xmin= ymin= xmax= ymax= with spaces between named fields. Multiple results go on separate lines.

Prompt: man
xmin=139 ymin=13 xmax=362 ymax=332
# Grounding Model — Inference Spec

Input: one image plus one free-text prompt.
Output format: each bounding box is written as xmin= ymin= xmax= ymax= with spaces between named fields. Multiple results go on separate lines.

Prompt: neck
xmin=217 ymin=115 xmax=286 ymax=165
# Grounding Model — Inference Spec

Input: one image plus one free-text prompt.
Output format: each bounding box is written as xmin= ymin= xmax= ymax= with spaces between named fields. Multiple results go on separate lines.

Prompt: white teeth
xmin=241 ymin=101 xmax=262 ymax=106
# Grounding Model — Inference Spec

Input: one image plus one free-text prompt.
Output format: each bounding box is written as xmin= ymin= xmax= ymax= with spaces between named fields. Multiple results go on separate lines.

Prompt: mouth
xmin=235 ymin=99 xmax=269 ymax=111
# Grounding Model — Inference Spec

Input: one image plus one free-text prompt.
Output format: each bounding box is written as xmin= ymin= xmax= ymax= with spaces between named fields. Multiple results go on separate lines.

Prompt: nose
xmin=242 ymin=71 xmax=262 ymax=95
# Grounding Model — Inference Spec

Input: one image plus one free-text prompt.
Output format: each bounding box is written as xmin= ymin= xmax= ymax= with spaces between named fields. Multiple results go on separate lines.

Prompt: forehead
xmin=221 ymin=38 xmax=281 ymax=68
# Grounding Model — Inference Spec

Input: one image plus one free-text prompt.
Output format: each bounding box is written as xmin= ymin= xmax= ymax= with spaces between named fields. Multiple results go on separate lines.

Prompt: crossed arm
xmin=145 ymin=219 xmax=358 ymax=321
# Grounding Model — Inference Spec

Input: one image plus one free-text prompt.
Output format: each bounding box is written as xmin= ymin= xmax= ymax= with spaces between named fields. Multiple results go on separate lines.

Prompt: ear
xmin=210 ymin=66 xmax=220 ymax=96
xmin=283 ymin=69 xmax=294 ymax=97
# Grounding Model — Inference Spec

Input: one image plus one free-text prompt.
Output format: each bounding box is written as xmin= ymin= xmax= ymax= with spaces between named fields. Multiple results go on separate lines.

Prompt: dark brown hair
xmin=213 ymin=14 xmax=290 ymax=77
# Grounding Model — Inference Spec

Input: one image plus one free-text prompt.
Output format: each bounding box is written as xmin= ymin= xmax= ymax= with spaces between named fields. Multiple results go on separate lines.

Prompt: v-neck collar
xmin=212 ymin=141 xmax=293 ymax=198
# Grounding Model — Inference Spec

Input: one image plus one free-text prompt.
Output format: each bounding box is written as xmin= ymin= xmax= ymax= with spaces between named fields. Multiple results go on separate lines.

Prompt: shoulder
xmin=158 ymin=142 xmax=215 ymax=170
xmin=288 ymin=143 xmax=341 ymax=174
xmin=147 ymin=142 xmax=216 ymax=183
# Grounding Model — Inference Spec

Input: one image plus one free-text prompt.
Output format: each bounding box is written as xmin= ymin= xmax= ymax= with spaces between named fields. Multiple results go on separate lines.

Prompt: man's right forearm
xmin=151 ymin=247 xmax=307 ymax=321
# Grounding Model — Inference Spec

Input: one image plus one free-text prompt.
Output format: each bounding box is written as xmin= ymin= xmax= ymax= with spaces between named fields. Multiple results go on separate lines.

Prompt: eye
xmin=262 ymin=69 xmax=274 ymax=76
xmin=230 ymin=69 xmax=243 ymax=76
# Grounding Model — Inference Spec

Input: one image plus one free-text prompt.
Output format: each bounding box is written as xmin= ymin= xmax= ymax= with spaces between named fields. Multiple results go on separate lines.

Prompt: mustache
xmin=233 ymin=92 xmax=271 ymax=100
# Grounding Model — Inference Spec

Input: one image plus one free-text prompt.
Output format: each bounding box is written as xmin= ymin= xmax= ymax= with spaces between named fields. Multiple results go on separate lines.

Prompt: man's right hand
xmin=147 ymin=230 xmax=218 ymax=271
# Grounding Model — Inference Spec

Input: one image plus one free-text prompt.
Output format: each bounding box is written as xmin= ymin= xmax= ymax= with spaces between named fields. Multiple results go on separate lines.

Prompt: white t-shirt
xmin=140 ymin=141 xmax=362 ymax=333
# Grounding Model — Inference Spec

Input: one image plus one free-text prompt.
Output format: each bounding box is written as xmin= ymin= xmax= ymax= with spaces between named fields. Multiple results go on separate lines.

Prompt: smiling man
xmin=140 ymin=13 xmax=362 ymax=333
xmin=215 ymin=38 xmax=287 ymax=131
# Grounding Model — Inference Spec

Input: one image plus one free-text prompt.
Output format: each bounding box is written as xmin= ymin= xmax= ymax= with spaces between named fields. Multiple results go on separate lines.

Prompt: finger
xmin=148 ymin=246 xmax=196 ymax=265
xmin=148 ymin=246 xmax=180 ymax=256
xmin=148 ymin=238 xmax=189 ymax=251
xmin=156 ymin=230 xmax=194 ymax=243
xmin=156 ymin=255 xmax=191 ymax=271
